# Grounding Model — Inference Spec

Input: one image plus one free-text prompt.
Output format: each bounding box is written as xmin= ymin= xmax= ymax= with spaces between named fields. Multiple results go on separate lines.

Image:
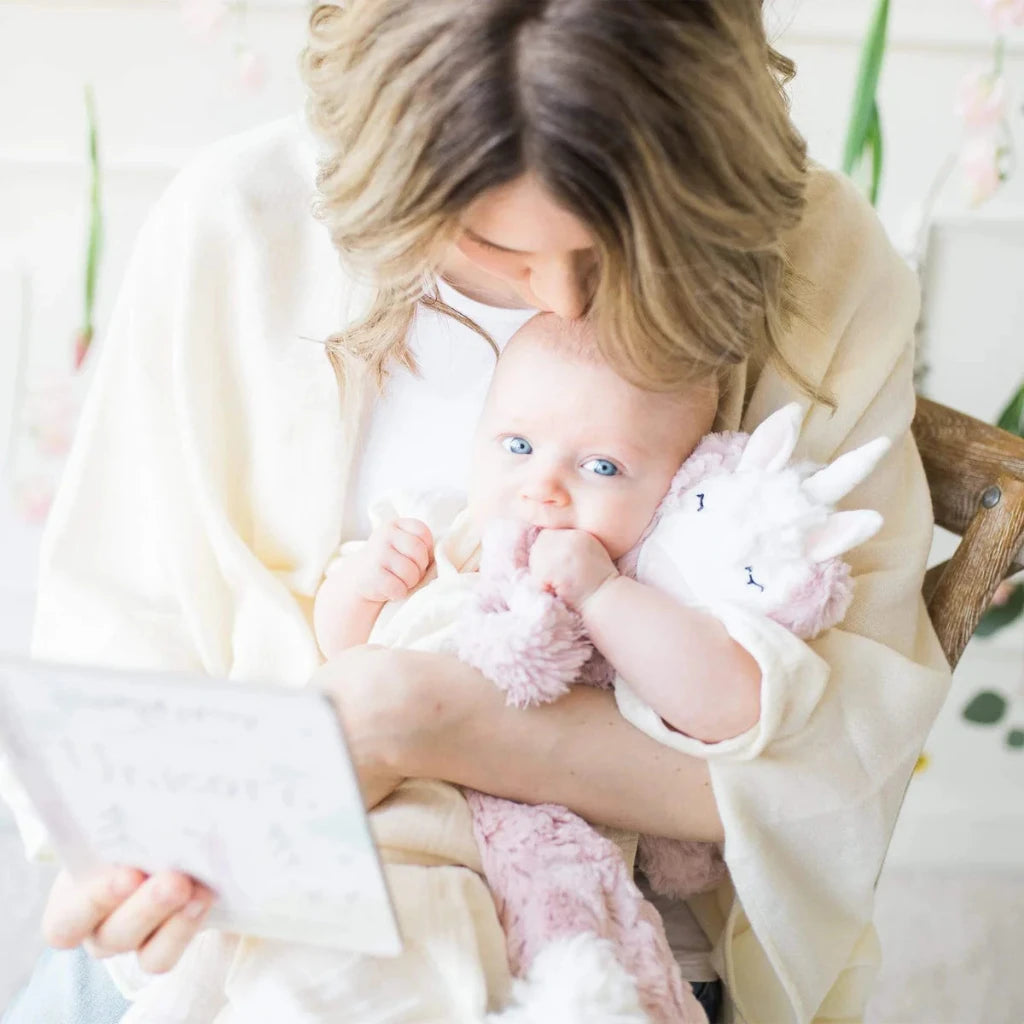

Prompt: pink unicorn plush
xmin=457 ymin=402 xmax=891 ymax=1024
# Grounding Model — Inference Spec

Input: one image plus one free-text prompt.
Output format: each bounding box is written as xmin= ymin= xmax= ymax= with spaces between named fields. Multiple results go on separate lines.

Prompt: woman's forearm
xmin=403 ymin=651 xmax=724 ymax=843
xmin=581 ymin=575 xmax=762 ymax=742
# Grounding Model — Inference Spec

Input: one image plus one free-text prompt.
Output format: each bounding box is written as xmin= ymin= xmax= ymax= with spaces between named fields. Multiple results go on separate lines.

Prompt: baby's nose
xmin=524 ymin=473 xmax=570 ymax=507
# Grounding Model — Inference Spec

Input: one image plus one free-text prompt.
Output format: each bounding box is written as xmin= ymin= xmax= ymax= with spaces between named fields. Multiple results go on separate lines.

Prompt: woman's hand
xmin=311 ymin=645 xmax=503 ymax=806
xmin=310 ymin=646 xmax=429 ymax=808
xmin=42 ymin=865 xmax=214 ymax=974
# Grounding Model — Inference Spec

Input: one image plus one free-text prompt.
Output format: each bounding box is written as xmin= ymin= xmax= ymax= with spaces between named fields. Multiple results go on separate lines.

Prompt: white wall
xmin=1 ymin=0 xmax=1023 ymax=861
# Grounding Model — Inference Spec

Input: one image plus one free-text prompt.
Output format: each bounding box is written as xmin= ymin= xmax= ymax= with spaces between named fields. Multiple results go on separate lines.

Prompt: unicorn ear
xmin=737 ymin=403 xmax=805 ymax=474
xmin=805 ymin=509 xmax=884 ymax=563
xmin=802 ymin=437 xmax=891 ymax=506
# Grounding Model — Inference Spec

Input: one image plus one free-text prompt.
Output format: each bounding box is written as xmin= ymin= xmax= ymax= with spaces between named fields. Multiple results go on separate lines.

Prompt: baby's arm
xmin=314 ymin=518 xmax=434 ymax=660
xmin=529 ymin=530 xmax=760 ymax=743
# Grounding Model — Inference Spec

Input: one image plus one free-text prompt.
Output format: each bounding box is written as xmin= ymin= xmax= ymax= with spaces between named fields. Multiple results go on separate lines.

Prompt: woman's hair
xmin=301 ymin=0 xmax=811 ymax=397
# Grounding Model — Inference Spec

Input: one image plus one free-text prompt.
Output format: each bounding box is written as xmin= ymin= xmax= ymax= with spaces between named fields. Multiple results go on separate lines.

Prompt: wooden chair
xmin=912 ymin=396 xmax=1024 ymax=669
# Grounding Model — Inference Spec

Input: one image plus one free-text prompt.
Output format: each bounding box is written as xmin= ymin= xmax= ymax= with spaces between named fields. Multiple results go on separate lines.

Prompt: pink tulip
xmin=960 ymin=133 xmax=1004 ymax=205
xmin=236 ymin=49 xmax=269 ymax=94
xmin=180 ymin=0 xmax=229 ymax=39
xmin=955 ymin=68 xmax=1008 ymax=129
xmin=974 ymin=0 xmax=1024 ymax=31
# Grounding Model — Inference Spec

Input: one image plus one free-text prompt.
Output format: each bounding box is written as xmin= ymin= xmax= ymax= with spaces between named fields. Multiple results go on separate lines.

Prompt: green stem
xmin=841 ymin=0 xmax=891 ymax=185
xmin=83 ymin=84 xmax=103 ymax=338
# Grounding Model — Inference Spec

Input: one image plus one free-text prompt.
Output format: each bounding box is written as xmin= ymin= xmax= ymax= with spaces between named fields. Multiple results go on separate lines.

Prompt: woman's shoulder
xmin=787 ymin=163 xmax=917 ymax=308
xmin=150 ymin=115 xmax=320 ymax=242
xmin=782 ymin=164 xmax=920 ymax=368
xmin=131 ymin=115 xmax=365 ymax=324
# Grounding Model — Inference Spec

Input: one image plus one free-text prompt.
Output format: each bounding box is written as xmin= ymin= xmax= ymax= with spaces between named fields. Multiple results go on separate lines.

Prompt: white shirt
xmin=346 ymin=280 xmax=536 ymax=538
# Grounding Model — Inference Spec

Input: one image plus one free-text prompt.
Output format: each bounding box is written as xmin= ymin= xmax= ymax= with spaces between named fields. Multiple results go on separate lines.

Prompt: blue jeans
xmin=3 ymin=947 xmax=128 ymax=1024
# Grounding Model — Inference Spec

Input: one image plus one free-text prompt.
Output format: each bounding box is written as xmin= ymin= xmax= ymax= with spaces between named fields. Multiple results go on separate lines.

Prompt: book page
xmin=0 ymin=657 xmax=400 ymax=956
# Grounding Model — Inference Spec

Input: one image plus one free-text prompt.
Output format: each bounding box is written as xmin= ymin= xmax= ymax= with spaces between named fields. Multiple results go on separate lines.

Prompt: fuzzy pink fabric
xmin=458 ymin=519 xmax=595 ymax=707
xmin=637 ymin=836 xmax=727 ymax=900
xmin=466 ymin=791 xmax=697 ymax=1023
xmin=457 ymin=520 xmax=698 ymax=1021
xmin=768 ymin=556 xmax=854 ymax=640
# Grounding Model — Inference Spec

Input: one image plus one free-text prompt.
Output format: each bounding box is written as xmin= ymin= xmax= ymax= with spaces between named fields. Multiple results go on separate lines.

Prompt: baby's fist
xmin=357 ymin=518 xmax=434 ymax=603
xmin=528 ymin=528 xmax=617 ymax=610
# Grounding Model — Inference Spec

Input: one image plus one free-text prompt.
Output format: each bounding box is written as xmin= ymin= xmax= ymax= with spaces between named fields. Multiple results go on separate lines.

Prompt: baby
xmin=315 ymin=312 xmax=758 ymax=746
xmin=311 ymin=312 xmax=731 ymax=1022
xmin=303 ymin=312 xmax=888 ymax=1023
xmin=126 ymin=315 xmax=732 ymax=1024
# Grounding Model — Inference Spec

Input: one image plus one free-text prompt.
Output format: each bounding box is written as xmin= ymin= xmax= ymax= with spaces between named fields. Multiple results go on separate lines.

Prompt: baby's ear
xmin=805 ymin=510 xmax=884 ymax=563
xmin=737 ymin=403 xmax=804 ymax=474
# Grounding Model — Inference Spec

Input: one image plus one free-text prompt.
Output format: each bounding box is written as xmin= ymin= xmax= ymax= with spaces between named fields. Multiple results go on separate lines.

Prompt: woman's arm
xmin=315 ymin=645 xmax=724 ymax=842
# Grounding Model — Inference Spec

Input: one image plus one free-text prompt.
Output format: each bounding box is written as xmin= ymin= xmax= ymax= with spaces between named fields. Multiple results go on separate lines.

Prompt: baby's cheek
xmin=594 ymin=510 xmax=640 ymax=561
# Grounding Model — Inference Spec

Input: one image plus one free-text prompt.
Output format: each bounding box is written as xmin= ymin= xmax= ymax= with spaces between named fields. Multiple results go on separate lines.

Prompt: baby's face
xmin=468 ymin=329 xmax=717 ymax=560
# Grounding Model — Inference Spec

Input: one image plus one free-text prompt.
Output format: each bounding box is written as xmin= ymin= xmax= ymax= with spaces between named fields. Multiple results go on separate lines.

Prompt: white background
xmin=1 ymin=1 xmax=1023 ymax=1018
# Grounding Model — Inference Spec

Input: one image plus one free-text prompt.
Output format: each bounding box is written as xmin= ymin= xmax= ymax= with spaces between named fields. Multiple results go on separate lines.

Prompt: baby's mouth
xmin=526 ymin=517 xmax=571 ymax=532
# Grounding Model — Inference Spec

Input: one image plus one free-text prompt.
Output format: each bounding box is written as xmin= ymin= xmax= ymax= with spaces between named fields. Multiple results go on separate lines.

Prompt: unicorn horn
xmin=802 ymin=436 xmax=891 ymax=506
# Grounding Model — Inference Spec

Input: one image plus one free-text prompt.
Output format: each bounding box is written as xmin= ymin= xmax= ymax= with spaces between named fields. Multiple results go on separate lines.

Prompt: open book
xmin=0 ymin=656 xmax=401 ymax=956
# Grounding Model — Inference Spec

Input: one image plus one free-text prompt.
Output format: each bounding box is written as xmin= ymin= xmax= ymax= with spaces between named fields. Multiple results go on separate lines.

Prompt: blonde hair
xmin=502 ymin=312 xmax=720 ymax=413
xmin=301 ymin=0 xmax=811 ymax=397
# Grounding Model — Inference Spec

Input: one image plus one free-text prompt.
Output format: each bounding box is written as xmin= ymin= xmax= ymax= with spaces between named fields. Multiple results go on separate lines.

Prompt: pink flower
xmin=180 ymin=0 xmax=229 ymax=39
xmin=14 ymin=476 xmax=55 ymax=525
xmin=24 ymin=377 xmax=78 ymax=458
xmin=960 ymin=133 xmax=1004 ymax=205
xmin=236 ymin=49 xmax=269 ymax=93
xmin=974 ymin=0 xmax=1024 ymax=31
xmin=955 ymin=68 xmax=1008 ymax=129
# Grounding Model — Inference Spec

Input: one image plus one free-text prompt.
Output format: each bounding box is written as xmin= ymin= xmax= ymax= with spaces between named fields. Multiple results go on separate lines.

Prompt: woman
xmin=3 ymin=2 xmax=949 ymax=1022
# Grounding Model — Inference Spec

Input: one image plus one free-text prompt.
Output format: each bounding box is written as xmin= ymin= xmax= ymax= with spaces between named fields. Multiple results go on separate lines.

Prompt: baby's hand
xmin=529 ymin=528 xmax=617 ymax=611
xmin=355 ymin=518 xmax=434 ymax=603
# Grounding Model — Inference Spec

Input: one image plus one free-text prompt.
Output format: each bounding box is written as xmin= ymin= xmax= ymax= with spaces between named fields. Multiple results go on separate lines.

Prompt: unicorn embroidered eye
xmin=582 ymin=457 xmax=619 ymax=478
xmin=696 ymin=493 xmax=705 ymax=511
xmin=744 ymin=566 xmax=765 ymax=592
xmin=503 ymin=436 xmax=533 ymax=456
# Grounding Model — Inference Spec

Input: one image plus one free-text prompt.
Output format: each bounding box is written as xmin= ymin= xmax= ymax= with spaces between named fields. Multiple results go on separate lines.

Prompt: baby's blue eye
xmin=583 ymin=458 xmax=619 ymax=477
xmin=503 ymin=436 xmax=532 ymax=455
